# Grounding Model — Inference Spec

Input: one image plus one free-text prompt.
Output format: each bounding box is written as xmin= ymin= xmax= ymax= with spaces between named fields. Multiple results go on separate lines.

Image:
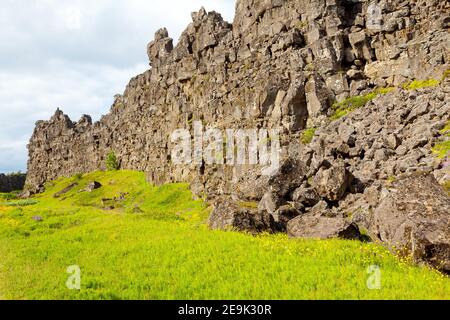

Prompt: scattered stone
xmin=307 ymin=200 xmax=333 ymax=217
xmin=19 ymin=190 xmax=32 ymax=199
xmin=132 ymin=206 xmax=144 ymax=214
xmin=292 ymin=186 xmax=320 ymax=207
xmin=272 ymin=205 xmax=302 ymax=232
xmin=54 ymin=183 xmax=78 ymax=198
xmin=313 ymin=162 xmax=353 ymax=202
xmin=85 ymin=181 xmax=102 ymax=192
xmin=267 ymin=158 xmax=306 ymax=197
xmin=209 ymin=199 xmax=275 ymax=234
xmin=258 ymin=191 xmax=284 ymax=214
xmin=385 ymin=134 xmax=402 ymax=150
xmin=287 ymin=216 xmax=361 ymax=240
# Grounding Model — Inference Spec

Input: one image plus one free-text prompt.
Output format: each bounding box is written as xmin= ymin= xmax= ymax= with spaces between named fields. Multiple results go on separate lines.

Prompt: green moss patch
xmin=330 ymin=87 xmax=395 ymax=121
xmin=301 ymin=127 xmax=317 ymax=144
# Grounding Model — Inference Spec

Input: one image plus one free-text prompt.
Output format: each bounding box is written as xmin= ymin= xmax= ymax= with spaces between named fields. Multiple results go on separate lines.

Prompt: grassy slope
xmin=0 ymin=171 xmax=449 ymax=300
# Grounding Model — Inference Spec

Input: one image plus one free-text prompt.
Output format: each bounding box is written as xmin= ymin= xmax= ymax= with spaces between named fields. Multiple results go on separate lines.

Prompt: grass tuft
xmin=432 ymin=141 xmax=450 ymax=159
xmin=330 ymin=88 xmax=394 ymax=121
xmin=443 ymin=181 xmax=450 ymax=196
xmin=237 ymin=201 xmax=259 ymax=209
xmin=402 ymin=79 xmax=440 ymax=90
xmin=301 ymin=127 xmax=317 ymax=144
xmin=0 ymin=199 xmax=38 ymax=207
xmin=442 ymin=69 xmax=450 ymax=81
xmin=432 ymin=120 xmax=450 ymax=160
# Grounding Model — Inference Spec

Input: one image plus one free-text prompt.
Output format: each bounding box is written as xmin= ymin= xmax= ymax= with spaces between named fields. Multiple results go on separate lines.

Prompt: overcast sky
xmin=0 ymin=0 xmax=235 ymax=173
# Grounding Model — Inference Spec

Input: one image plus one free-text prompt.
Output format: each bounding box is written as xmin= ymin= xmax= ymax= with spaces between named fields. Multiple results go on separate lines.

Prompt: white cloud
xmin=64 ymin=6 xmax=83 ymax=30
xmin=0 ymin=0 xmax=235 ymax=173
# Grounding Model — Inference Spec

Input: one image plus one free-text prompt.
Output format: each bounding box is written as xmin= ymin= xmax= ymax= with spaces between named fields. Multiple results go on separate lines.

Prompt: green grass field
xmin=0 ymin=171 xmax=449 ymax=300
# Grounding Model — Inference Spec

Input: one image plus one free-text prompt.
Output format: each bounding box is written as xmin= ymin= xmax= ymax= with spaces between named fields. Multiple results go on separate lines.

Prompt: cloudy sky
xmin=0 ymin=0 xmax=235 ymax=173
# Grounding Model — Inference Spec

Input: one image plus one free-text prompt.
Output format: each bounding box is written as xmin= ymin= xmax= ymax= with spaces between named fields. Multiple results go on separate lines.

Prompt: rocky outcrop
xmin=86 ymin=181 xmax=102 ymax=192
xmin=26 ymin=0 xmax=450 ymax=196
xmin=255 ymin=80 xmax=450 ymax=230
xmin=25 ymin=0 xmax=450 ymax=271
xmin=0 ymin=173 xmax=26 ymax=193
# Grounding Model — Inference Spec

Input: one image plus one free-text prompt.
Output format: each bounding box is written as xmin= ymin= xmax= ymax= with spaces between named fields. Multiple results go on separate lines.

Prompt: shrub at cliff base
xmin=106 ymin=151 xmax=120 ymax=171
xmin=0 ymin=171 xmax=449 ymax=300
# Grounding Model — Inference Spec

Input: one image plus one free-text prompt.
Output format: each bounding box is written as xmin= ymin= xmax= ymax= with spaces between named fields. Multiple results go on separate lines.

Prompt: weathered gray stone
xmin=373 ymin=174 xmax=450 ymax=273
xmin=305 ymin=74 xmax=333 ymax=118
xmin=86 ymin=181 xmax=102 ymax=192
xmin=307 ymin=200 xmax=332 ymax=217
xmin=53 ymin=182 xmax=78 ymax=198
xmin=291 ymin=186 xmax=320 ymax=207
xmin=258 ymin=191 xmax=284 ymax=214
xmin=272 ymin=205 xmax=302 ymax=232
xmin=268 ymin=158 xmax=307 ymax=197
xmin=313 ymin=162 xmax=353 ymax=202
xmin=348 ymin=30 xmax=374 ymax=61
xmin=287 ymin=215 xmax=361 ymax=240
xmin=209 ymin=199 xmax=275 ymax=234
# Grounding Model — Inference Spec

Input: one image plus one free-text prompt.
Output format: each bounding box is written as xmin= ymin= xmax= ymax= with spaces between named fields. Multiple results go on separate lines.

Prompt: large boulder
xmin=292 ymin=186 xmax=320 ymax=207
xmin=268 ymin=158 xmax=307 ymax=197
xmin=287 ymin=215 xmax=361 ymax=240
xmin=272 ymin=205 xmax=302 ymax=232
xmin=258 ymin=190 xmax=284 ymax=214
xmin=313 ymin=162 xmax=353 ymax=201
xmin=209 ymin=199 xmax=275 ymax=234
xmin=373 ymin=173 xmax=450 ymax=273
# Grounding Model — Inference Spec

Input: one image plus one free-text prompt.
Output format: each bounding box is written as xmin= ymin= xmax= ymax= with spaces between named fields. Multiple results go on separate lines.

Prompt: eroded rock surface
xmin=287 ymin=216 xmax=361 ymax=240
xmin=209 ymin=199 xmax=275 ymax=234
xmin=24 ymin=0 xmax=450 ymax=271
xmin=26 ymin=0 xmax=450 ymax=198
xmin=373 ymin=174 xmax=450 ymax=273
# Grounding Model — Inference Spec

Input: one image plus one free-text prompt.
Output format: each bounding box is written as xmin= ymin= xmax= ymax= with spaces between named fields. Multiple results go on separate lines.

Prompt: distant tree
xmin=106 ymin=151 xmax=119 ymax=171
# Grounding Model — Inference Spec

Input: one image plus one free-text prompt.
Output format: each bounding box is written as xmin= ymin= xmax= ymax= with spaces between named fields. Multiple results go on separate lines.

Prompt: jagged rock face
xmin=0 ymin=173 xmax=26 ymax=193
xmin=256 ymin=82 xmax=449 ymax=231
xmin=25 ymin=0 xmax=450 ymax=272
xmin=26 ymin=0 xmax=450 ymax=197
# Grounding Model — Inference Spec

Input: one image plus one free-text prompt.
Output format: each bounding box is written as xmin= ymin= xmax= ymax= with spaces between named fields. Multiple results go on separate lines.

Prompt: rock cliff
xmin=27 ymin=0 xmax=449 ymax=193
xmin=26 ymin=0 xmax=450 ymax=271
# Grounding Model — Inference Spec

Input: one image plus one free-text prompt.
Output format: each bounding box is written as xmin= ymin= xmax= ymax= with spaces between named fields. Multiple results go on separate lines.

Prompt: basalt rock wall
xmin=26 ymin=0 xmax=449 ymax=201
